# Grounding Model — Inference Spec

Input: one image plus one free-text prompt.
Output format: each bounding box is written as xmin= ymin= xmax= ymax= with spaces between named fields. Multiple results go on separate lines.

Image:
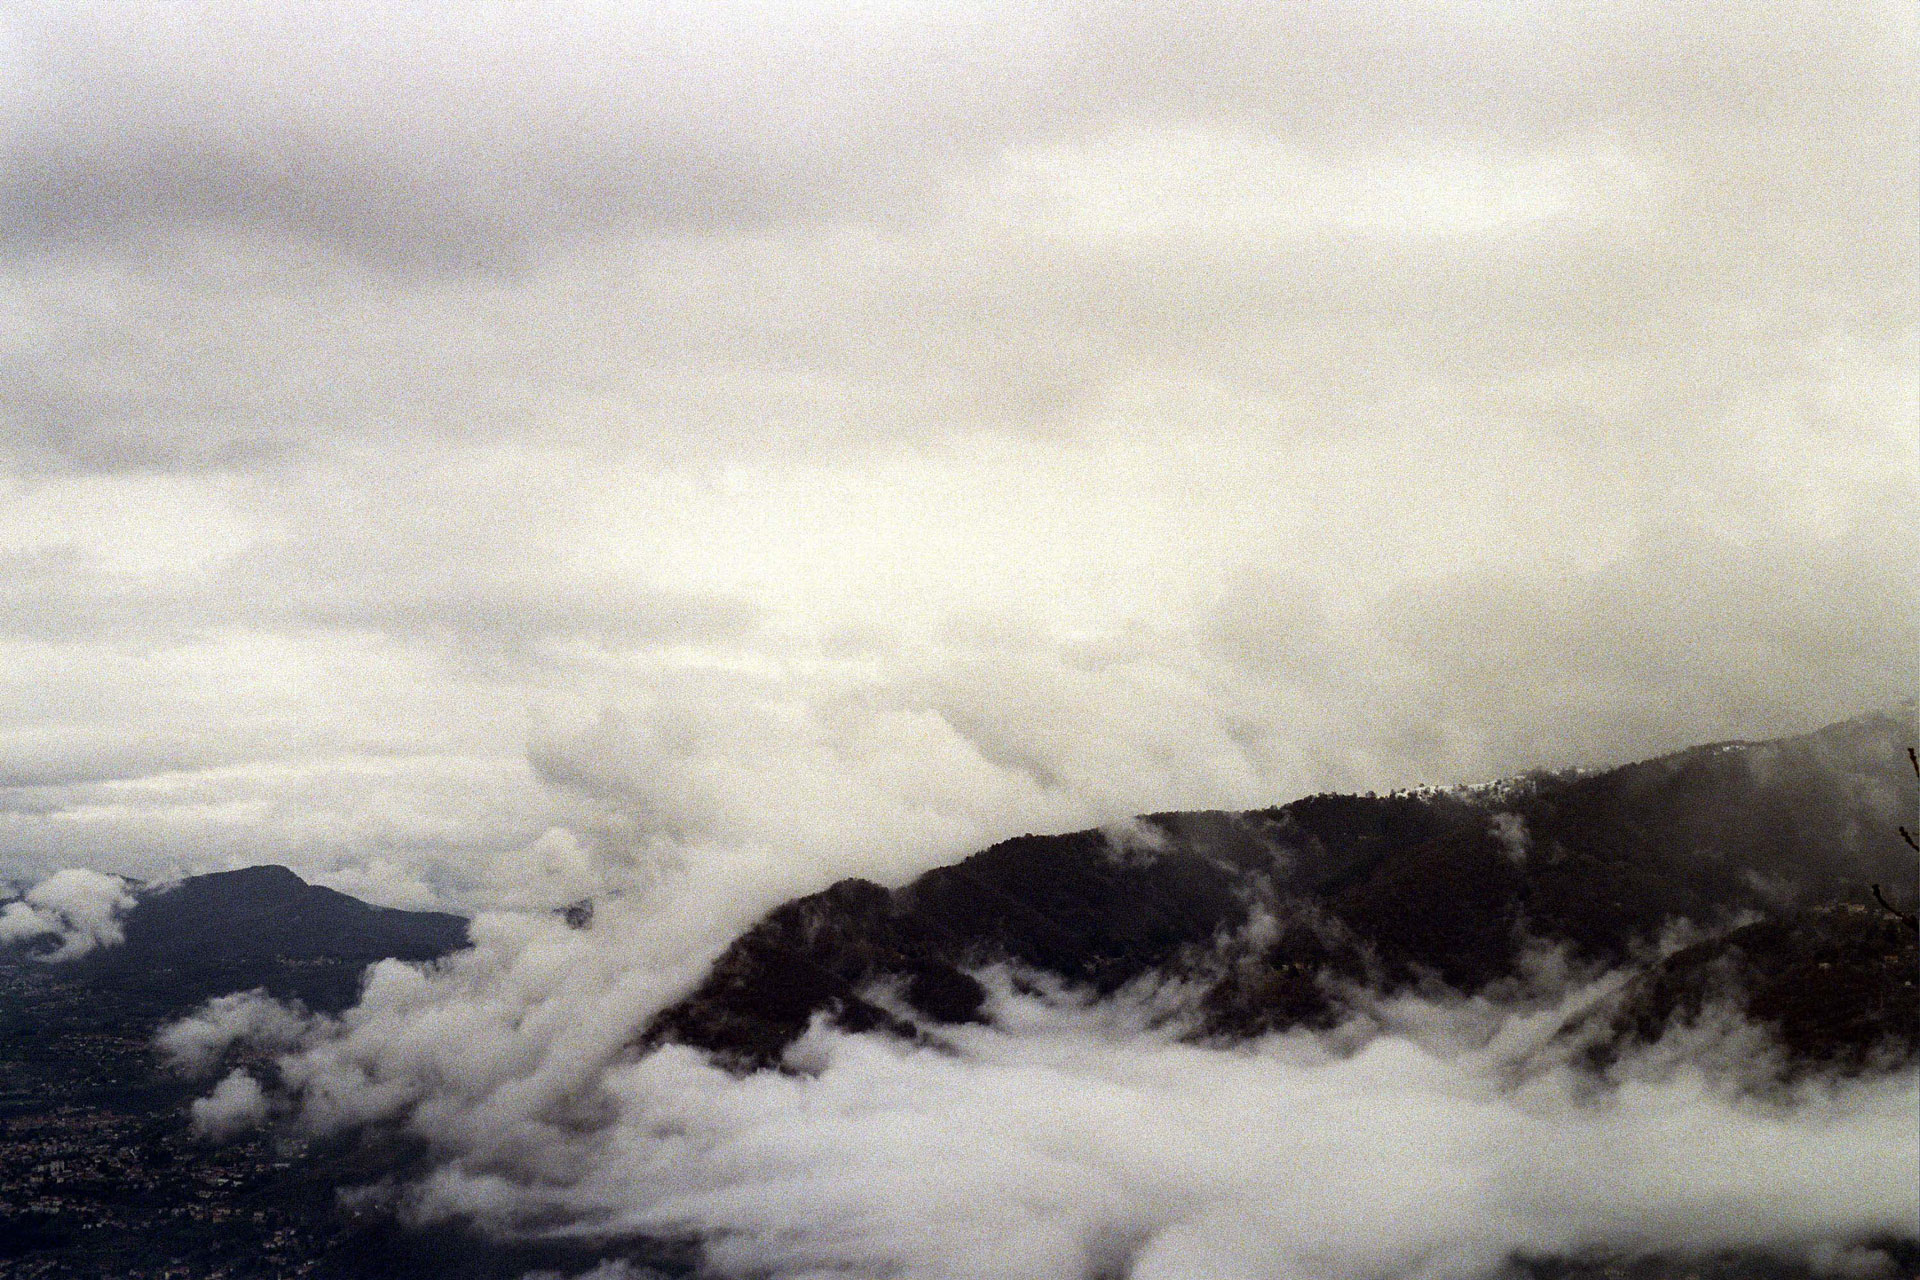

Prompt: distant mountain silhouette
xmin=111 ymin=865 xmax=465 ymax=966
xmin=646 ymin=707 xmax=1918 ymax=1072
xmin=64 ymin=865 xmax=469 ymax=1013
xmin=0 ymin=868 xmax=482 ymax=1278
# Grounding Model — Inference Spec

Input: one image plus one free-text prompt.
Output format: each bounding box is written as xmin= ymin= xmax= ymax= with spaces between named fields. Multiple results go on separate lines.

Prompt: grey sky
xmin=0 ymin=0 xmax=1912 ymax=908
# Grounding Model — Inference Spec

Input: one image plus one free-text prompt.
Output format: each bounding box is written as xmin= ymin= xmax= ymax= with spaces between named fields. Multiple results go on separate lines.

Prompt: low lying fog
xmin=155 ymin=885 xmax=1918 ymax=1280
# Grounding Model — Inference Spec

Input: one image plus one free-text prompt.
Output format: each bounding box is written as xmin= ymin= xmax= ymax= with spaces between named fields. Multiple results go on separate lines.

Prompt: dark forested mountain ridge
xmin=111 ymin=865 xmax=467 ymax=965
xmin=646 ymin=707 xmax=1919 ymax=1070
xmin=2 ymin=864 xmax=471 ymax=1014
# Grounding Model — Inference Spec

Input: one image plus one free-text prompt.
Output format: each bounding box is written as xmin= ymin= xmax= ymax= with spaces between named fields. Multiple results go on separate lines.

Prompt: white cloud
xmin=157 ymin=987 xmax=318 ymax=1078
xmin=189 ymin=1069 xmax=270 ymax=1141
xmin=0 ymin=865 xmax=133 ymax=958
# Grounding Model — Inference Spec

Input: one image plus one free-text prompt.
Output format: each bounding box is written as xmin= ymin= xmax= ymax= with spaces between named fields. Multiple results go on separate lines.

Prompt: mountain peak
xmin=76 ymin=865 xmax=469 ymax=1013
xmin=165 ymin=863 xmax=308 ymax=891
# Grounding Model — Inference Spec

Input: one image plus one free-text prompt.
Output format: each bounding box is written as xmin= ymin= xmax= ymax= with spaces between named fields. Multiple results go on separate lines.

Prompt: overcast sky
xmin=1 ymin=0 xmax=1912 ymax=910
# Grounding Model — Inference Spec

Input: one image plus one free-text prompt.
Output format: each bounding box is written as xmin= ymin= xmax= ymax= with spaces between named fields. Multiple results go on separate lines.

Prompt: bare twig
xmin=1903 ymin=747 xmax=1919 ymax=850
xmin=1871 ymin=883 xmax=1919 ymax=932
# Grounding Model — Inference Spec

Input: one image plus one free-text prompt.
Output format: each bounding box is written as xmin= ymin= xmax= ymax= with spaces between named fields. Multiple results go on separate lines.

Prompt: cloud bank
xmin=163 ymin=892 xmax=1918 ymax=1279
xmin=0 ymin=1 xmax=1910 ymax=922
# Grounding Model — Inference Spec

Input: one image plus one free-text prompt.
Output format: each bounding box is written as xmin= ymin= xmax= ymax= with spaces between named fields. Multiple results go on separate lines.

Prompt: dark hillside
xmin=0 ymin=868 xmax=478 ymax=1278
xmin=646 ymin=707 xmax=1917 ymax=1070
xmin=70 ymin=865 xmax=469 ymax=1013
xmin=1511 ymin=709 xmax=1916 ymax=957
xmin=1588 ymin=904 xmax=1919 ymax=1075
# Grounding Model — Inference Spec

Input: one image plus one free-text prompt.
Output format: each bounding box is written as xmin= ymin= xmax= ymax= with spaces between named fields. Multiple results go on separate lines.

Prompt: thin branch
xmin=1871 ymin=883 xmax=1919 ymax=932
